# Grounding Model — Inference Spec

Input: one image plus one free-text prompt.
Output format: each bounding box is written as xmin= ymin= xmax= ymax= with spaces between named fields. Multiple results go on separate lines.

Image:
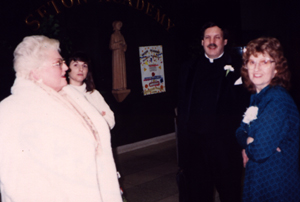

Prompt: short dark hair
xmin=67 ymin=51 xmax=95 ymax=92
xmin=241 ymin=37 xmax=290 ymax=93
xmin=200 ymin=21 xmax=228 ymax=40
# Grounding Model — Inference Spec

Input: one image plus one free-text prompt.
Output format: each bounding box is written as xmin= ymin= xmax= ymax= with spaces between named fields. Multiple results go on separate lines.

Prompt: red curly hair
xmin=241 ymin=37 xmax=290 ymax=93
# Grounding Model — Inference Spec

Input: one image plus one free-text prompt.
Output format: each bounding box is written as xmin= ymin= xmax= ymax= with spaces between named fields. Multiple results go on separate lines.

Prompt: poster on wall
xmin=139 ymin=45 xmax=166 ymax=96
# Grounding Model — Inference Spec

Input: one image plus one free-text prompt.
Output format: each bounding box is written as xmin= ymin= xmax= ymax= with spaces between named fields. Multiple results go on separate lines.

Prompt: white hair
xmin=13 ymin=35 xmax=60 ymax=79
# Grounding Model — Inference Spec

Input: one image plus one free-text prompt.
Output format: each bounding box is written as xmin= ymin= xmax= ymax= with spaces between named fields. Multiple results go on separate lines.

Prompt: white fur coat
xmin=64 ymin=84 xmax=115 ymax=129
xmin=0 ymin=78 xmax=122 ymax=202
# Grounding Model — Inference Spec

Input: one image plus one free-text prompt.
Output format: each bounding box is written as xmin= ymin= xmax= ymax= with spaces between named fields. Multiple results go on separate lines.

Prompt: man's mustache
xmin=208 ymin=43 xmax=217 ymax=48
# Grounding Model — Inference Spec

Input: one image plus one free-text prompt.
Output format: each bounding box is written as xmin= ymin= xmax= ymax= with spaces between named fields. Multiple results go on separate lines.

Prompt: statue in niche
xmin=110 ymin=21 xmax=127 ymax=90
xmin=110 ymin=21 xmax=130 ymax=102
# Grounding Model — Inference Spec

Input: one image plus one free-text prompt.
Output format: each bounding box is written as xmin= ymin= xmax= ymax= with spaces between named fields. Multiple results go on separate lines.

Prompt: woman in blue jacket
xmin=236 ymin=37 xmax=300 ymax=202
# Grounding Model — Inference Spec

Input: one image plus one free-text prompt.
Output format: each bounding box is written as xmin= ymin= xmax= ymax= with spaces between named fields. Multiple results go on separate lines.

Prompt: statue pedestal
xmin=112 ymin=89 xmax=131 ymax=102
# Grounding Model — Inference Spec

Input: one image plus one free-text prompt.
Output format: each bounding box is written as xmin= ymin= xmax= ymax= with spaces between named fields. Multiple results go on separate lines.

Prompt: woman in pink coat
xmin=0 ymin=35 xmax=122 ymax=202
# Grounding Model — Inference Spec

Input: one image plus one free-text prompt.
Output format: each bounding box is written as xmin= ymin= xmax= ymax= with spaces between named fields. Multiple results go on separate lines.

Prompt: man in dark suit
xmin=177 ymin=22 xmax=249 ymax=202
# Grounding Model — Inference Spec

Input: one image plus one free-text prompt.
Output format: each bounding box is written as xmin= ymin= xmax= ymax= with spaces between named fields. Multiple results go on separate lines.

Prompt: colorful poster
xmin=139 ymin=45 xmax=166 ymax=95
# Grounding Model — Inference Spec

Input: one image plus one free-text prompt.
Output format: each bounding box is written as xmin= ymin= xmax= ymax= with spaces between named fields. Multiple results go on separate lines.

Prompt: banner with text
xmin=139 ymin=45 xmax=166 ymax=96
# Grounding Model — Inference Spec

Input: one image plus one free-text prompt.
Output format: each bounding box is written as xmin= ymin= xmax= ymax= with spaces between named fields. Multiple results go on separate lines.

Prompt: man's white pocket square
xmin=234 ymin=77 xmax=242 ymax=85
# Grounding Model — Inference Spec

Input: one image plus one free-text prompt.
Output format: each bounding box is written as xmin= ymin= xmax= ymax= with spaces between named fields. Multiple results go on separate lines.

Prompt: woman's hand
xmin=247 ymin=137 xmax=254 ymax=145
xmin=242 ymin=149 xmax=249 ymax=168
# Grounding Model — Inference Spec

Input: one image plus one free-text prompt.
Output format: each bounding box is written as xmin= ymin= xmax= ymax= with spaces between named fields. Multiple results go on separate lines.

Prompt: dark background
xmin=1 ymin=0 xmax=300 ymax=147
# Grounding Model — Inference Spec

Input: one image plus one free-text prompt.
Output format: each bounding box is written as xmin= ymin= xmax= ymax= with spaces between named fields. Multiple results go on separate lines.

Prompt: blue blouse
xmin=236 ymin=85 xmax=300 ymax=202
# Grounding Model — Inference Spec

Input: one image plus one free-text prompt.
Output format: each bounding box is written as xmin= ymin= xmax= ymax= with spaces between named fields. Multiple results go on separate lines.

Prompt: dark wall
xmin=2 ymin=0 xmax=299 ymax=147
xmin=1 ymin=0 xmax=182 ymax=147
xmin=240 ymin=0 xmax=300 ymax=108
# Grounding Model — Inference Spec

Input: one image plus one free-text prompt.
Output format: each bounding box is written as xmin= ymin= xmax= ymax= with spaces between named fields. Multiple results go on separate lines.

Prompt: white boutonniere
xmin=224 ymin=65 xmax=234 ymax=77
xmin=242 ymin=106 xmax=258 ymax=125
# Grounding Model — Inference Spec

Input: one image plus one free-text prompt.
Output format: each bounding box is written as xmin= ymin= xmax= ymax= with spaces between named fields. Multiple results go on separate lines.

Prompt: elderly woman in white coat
xmin=0 ymin=35 xmax=122 ymax=202
xmin=64 ymin=51 xmax=115 ymax=129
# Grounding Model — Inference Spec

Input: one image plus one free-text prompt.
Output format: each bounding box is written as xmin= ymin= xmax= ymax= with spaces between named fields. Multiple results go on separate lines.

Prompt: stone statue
xmin=110 ymin=21 xmax=127 ymax=90
xmin=110 ymin=21 xmax=130 ymax=102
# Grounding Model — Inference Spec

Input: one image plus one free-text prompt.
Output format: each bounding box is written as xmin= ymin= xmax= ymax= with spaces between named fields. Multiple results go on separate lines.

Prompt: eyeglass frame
xmin=52 ymin=59 xmax=66 ymax=68
xmin=245 ymin=59 xmax=275 ymax=70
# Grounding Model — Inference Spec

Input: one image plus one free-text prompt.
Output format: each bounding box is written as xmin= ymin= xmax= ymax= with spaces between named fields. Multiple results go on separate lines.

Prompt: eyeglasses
xmin=52 ymin=59 xmax=65 ymax=68
xmin=246 ymin=59 xmax=275 ymax=70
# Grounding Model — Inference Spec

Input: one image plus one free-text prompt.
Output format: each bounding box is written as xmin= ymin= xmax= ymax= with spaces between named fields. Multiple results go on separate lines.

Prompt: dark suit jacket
xmin=177 ymin=52 xmax=249 ymax=168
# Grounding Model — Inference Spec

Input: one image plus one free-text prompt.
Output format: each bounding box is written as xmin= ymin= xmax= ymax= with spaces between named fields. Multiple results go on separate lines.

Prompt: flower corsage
xmin=242 ymin=106 xmax=258 ymax=125
xmin=224 ymin=65 xmax=234 ymax=77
